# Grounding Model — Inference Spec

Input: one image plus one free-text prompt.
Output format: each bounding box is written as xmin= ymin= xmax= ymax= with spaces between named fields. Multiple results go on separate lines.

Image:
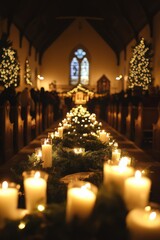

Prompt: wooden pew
xmin=47 ymin=104 xmax=54 ymax=128
xmin=134 ymin=102 xmax=158 ymax=147
xmin=117 ymin=103 xmax=128 ymax=134
xmin=152 ymin=102 xmax=160 ymax=160
xmin=11 ymin=103 xmax=24 ymax=153
xmin=113 ymin=103 xmax=118 ymax=129
xmin=0 ymin=101 xmax=14 ymax=164
xmin=23 ymin=103 xmax=32 ymax=146
xmin=125 ymin=103 xmax=138 ymax=140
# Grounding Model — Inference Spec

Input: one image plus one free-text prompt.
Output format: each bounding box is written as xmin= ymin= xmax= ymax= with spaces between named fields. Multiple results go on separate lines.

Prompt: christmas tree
xmin=24 ymin=58 xmax=32 ymax=86
xmin=128 ymin=37 xmax=153 ymax=91
xmin=0 ymin=34 xmax=20 ymax=88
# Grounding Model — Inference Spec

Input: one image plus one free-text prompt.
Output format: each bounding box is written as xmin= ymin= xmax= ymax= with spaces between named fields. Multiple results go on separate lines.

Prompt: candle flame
xmin=119 ymin=158 xmax=128 ymax=168
xmin=34 ymin=171 xmax=40 ymax=178
xmin=37 ymin=204 xmax=45 ymax=212
xmin=81 ymin=183 xmax=91 ymax=191
xmin=145 ymin=205 xmax=151 ymax=212
xmin=149 ymin=211 xmax=157 ymax=221
xmin=135 ymin=170 xmax=142 ymax=179
xmin=120 ymin=156 xmax=131 ymax=166
xmin=2 ymin=181 xmax=8 ymax=189
xmin=18 ymin=221 xmax=26 ymax=230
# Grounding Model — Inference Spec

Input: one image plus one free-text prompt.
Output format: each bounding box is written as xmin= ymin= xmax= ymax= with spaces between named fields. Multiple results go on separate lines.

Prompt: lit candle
xmin=58 ymin=126 xmax=64 ymax=138
xmin=66 ymin=181 xmax=97 ymax=223
xmin=73 ymin=148 xmax=85 ymax=154
xmin=41 ymin=138 xmax=52 ymax=168
xmin=35 ymin=147 xmax=42 ymax=161
xmin=23 ymin=171 xmax=48 ymax=212
xmin=111 ymin=148 xmax=121 ymax=163
xmin=0 ymin=181 xmax=19 ymax=221
xmin=126 ymin=206 xmax=160 ymax=240
xmin=99 ymin=130 xmax=109 ymax=143
xmin=124 ymin=170 xmax=151 ymax=211
xmin=103 ymin=159 xmax=134 ymax=196
xmin=48 ymin=131 xmax=54 ymax=139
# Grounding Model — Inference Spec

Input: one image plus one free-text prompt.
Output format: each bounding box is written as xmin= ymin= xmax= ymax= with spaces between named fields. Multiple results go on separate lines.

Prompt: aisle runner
xmin=0 ymin=105 xmax=158 ymax=240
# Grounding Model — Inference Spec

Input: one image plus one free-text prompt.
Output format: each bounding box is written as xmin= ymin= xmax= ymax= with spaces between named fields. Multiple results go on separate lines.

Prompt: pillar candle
xmin=58 ymin=126 xmax=64 ymax=138
xmin=99 ymin=130 xmax=109 ymax=143
xmin=124 ymin=170 xmax=151 ymax=211
xmin=111 ymin=148 xmax=121 ymax=163
xmin=66 ymin=181 xmax=97 ymax=223
xmin=23 ymin=171 xmax=48 ymax=212
xmin=103 ymin=159 xmax=134 ymax=196
xmin=0 ymin=181 xmax=19 ymax=220
xmin=126 ymin=207 xmax=160 ymax=240
xmin=41 ymin=138 xmax=52 ymax=168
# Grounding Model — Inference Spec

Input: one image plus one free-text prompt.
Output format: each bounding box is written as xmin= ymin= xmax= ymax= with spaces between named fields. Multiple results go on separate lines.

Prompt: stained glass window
xmin=70 ymin=48 xmax=89 ymax=85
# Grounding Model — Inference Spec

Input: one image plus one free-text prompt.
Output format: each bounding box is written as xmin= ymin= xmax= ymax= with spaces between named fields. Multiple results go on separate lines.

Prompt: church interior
xmin=0 ymin=0 xmax=160 ymax=239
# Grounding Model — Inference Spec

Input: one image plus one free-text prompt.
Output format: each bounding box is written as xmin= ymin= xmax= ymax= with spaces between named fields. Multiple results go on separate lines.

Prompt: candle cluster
xmin=0 ymin=104 xmax=158 ymax=239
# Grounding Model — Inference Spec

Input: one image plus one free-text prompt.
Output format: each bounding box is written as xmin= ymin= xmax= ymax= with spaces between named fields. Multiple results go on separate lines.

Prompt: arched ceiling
xmin=0 ymin=0 xmax=160 ymax=63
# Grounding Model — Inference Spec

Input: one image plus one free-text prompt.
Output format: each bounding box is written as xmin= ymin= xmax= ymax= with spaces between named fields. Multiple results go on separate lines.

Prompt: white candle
xmin=48 ymin=132 xmax=54 ymax=139
xmin=35 ymin=147 xmax=42 ymax=161
xmin=73 ymin=148 xmax=85 ymax=154
xmin=124 ymin=170 xmax=151 ymax=211
xmin=0 ymin=181 xmax=19 ymax=220
xmin=126 ymin=207 xmax=160 ymax=240
xmin=41 ymin=138 xmax=52 ymax=168
xmin=112 ymin=148 xmax=121 ymax=163
xmin=103 ymin=159 xmax=134 ymax=196
xmin=66 ymin=181 xmax=97 ymax=223
xmin=58 ymin=126 xmax=64 ymax=138
xmin=23 ymin=171 xmax=48 ymax=212
xmin=99 ymin=130 xmax=109 ymax=143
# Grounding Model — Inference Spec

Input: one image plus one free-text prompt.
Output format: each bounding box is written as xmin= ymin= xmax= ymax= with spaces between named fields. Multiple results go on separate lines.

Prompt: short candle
xmin=73 ymin=148 xmax=85 ymax=154
xmin=103 ymin=159 xmax=134 ymax=196
xmin=0 ymin=181 xmax=19 ymax=221
xmin=23 ymin=171 xmax=48 ymax=212
xmin=124 ymin=170 xmax=151 ymax=210
xmin=126 ymin=206 xmax=160 ymax=240
xmin=66 ymin=181 xmax=97 ymax=223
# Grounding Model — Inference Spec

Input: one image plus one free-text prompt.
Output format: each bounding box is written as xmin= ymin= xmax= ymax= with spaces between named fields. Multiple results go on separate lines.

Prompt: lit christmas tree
xmin=0 ymin=46 xmax=20 ymax=88
xmin=24 ymin=58 xmax=32 ymax=86
xmin=128 ymin=37 xmax=153 ymax=91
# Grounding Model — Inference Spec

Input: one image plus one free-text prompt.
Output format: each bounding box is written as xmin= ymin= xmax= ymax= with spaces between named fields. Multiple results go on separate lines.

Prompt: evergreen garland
xmin=2 ymin=105 xmax=133 ymax=239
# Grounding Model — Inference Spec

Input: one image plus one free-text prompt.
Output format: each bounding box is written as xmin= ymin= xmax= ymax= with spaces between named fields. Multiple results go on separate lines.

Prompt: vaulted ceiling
xmin=1 ymin=0 xmax=160 ymax=63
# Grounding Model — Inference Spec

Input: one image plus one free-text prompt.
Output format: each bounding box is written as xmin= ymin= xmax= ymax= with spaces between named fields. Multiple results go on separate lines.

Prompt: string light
xmin=128 ymin=38 xmax=152 ymax=90
xmin=0 ymin=47 xmax=20 ymax=88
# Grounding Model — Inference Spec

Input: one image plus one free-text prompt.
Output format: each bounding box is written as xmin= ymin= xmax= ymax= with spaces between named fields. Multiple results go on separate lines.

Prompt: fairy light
xmin=0 ymin=47 xmax=20 ymax=88
xmin=128 ymin=38 xmax=152 ymax=90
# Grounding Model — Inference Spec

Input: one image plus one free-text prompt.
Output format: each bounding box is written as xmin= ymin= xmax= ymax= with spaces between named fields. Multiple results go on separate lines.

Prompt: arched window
xmin=70 ymin=48 xmax=89 ymax=85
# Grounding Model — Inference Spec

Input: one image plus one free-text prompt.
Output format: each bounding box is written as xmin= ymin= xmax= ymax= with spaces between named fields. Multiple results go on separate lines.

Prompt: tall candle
xmin=41 ymin=138 xmax=52 ymax=168
xmin=111 ymin=148 xmax=121 ymax=163
xmin=126 ymin=206 xmax=160 ymax=240
xmin=124 ymin=170 xmax=151 ymax=211
xmin=103 ymin=159 xmax=134 ymax=196
xmin=58 ymin=126 xmax=64 ymax=138
xmin=66 ymin=181 xmax=97 ymax=223
xmin=23 ymin=171 xmax=48 ymax=212
xmin=0 ymin=181 xmax=19 ymax=220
